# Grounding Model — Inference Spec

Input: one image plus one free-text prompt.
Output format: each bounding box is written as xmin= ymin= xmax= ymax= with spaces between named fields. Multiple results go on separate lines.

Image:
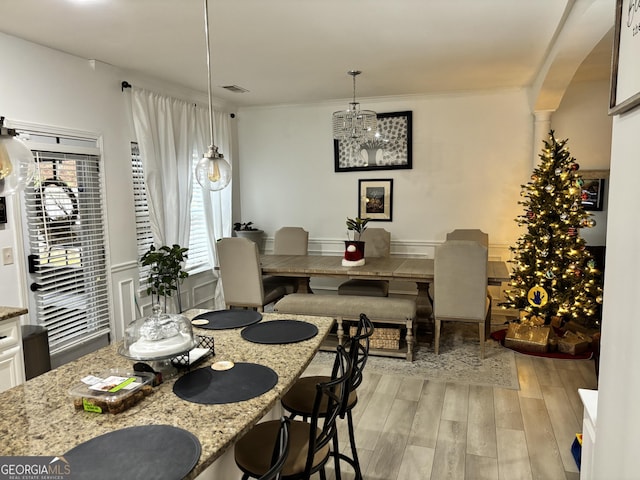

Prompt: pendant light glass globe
xmin=195 ymin=145 xmax=231 ymax=191
xmin=0 ymin=118 xmax=35 ymax=196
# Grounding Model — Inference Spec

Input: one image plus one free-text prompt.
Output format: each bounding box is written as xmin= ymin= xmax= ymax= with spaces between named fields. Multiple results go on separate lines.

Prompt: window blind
xmin=131 ymin=144 xmax=211 ymax=276
xmin=23 ymin=149 xmax=110 ymax=355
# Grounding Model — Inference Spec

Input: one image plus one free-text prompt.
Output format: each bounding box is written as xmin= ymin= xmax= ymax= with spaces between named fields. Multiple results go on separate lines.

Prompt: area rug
xmin=310 ymin=323 xmax=520 ymax=390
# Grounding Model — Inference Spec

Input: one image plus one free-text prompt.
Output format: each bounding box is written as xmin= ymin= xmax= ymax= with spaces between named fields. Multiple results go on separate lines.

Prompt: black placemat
xmin=191 ymin=309 xmax=262 ymax=330
xmin=241 ymin=319 xmax=319 ymax=344
xmin=173 ymin=363 xmax=278 ymax=404
xmin=64 ymin=425 xmax=200 ymax=480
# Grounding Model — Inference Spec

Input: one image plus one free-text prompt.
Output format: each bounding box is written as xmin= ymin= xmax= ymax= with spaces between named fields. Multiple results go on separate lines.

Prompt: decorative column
xmin=533 ymin=110 xmax=553 ymax=167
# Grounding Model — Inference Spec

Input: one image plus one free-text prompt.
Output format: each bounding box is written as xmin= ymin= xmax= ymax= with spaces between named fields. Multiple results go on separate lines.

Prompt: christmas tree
xmin=502 ymin=131 xmax=603 ymax=328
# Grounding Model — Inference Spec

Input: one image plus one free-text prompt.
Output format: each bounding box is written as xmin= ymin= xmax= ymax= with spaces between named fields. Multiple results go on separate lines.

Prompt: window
xmin=21 ymin=132 xmax=110 ymax=355
xmin=131 ymin=143 xmax=210 ymax=281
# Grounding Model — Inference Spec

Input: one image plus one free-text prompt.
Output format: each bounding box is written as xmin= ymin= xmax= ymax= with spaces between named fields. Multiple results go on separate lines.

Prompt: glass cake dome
xmin=120 ymin=305 xmax=197 ymax=361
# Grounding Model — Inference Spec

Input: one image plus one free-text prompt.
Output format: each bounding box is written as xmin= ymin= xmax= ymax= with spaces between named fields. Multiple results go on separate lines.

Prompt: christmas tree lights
xmin=502 ymin=131 xmax=603 ymax=328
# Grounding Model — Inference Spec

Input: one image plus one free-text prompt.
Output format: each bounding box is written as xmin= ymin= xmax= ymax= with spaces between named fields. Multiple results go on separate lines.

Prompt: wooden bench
xmin=273 ymin=293 xmax=417 ymax=361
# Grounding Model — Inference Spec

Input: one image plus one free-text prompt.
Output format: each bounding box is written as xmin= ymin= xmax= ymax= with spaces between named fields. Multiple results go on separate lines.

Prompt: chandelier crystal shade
xmin=0 ymin=116 xmax=35 ymax=196
xmin=332 ymin=70 xmax=377 ymax=142
xmin=195 ymin=0 xmax=231 ymax=192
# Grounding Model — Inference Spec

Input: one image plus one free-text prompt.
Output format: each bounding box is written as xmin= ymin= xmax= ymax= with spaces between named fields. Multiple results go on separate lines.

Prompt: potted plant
xmin=233 ymin=221 xmax=265 ymax=252
xmin=140 ymin=244 xmax=189 ymax=313
xmin=343 ymin=217 xmax=369 ymax=266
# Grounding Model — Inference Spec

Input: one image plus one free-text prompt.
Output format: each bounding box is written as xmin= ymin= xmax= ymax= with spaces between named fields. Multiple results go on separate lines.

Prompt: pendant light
xmin=0 ymin=116 xmax=35 ymax=196
xmin=332 ymin=70 xmax=377 ymax=142
xmin=195 ymin=0 xmax=232 ymax=191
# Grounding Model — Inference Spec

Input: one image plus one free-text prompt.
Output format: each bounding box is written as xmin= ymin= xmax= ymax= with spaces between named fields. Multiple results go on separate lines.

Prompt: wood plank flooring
xmin=301 ymin=343 xmax=598 ymax=480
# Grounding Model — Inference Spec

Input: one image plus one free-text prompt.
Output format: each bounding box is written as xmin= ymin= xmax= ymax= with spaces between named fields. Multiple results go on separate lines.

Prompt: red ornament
xmin=568 ymin=227 xmax=577 ymax=236
xmin=527 ymin=211 xmax=535 ymax=220
xmin=571 ymin=162 xmax=580 ymax=171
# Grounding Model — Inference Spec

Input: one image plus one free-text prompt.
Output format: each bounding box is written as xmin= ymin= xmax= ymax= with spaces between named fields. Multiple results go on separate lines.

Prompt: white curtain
xmin=131 ymin=87 xmax=194 ymax=248
xmin=194 ymin=104 xmax=233 ymax=309
xmin=131 ymin=86 xmax=232 ymax=310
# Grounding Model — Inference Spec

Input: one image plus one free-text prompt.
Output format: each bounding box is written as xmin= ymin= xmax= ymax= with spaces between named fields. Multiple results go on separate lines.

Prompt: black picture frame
xmin=358 ymin=178 xmax=393 ymax=221
xmin=609 ymin=0 xmax=640 ymax=115
xmin=334 ymin=111 xmax=412 ymax=172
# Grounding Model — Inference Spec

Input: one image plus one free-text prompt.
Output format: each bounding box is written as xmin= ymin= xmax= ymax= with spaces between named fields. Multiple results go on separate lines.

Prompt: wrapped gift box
xmin=504 ymin=323 xmax=550 ymax=353
xmin=558 ymin=330 xmax=591 ymax=355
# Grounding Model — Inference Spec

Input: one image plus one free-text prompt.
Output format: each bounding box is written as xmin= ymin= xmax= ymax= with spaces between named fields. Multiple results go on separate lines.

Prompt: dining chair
xmin=338 ymin=228 xmax=391 ymax=297
xmin=217 ymin=237 xmax=288 ymax=311
xmin=258 ymin=417 xmax=290 ymax=480
xmin=434 ymin=240 xmax=490 ymax=359
xmin=445 ymin=228 xmax=492 ymax=323
xmin=280 ymin=313 xmax=374 ymax=480
xmin=234 ymin=345 xmax=352 ymax=480
xmin=446 ymin=228 xmax=489 ymax=247
xmin=269 ymin=226 xmax=309 ymax=294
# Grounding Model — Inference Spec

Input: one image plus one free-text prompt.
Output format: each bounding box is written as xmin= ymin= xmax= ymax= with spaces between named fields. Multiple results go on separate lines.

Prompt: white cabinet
xmin=578 ymin=388 xmax=598 ymax=480
xmin=0 ymin=316 xmax=25 ymax=392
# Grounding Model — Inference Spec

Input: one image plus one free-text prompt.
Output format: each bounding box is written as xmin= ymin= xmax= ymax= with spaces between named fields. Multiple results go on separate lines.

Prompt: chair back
xmin=273 ymin=227 xmax=309 ymax=255
xmin=304 ymin=345 xmax=352 ymax=475
xmin=434 ymin=240 xmax=488 ymax=322
xmin=259 ymin=417 xmax=290 ymax=480
xmin=348 ymin=313 xmax=375 ymax=395
xmin=446 ymin=229 xmax=488 ymax=248
xmin=361 ymin=228 xmax=390 ymax=257
xmin=217 ymin=237 xmax=265 ymax=308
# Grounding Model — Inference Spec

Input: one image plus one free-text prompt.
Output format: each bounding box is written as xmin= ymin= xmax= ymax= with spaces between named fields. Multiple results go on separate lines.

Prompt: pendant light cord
xmin=204 ymin=0 xmax=215 ymax=147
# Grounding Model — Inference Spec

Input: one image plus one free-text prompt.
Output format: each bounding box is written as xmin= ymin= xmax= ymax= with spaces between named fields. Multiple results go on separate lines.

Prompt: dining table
xmin=261 ymin=254 xmax=510 ymax=323
xmin=0 ymin=311 xmax=334 ymax=480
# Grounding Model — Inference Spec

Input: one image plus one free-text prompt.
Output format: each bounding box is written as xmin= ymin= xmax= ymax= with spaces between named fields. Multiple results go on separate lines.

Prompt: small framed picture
xmin=358 ymin=178 xmax=393 ymax=221
xmin=580 ymin=170 xmax=608 ymax=211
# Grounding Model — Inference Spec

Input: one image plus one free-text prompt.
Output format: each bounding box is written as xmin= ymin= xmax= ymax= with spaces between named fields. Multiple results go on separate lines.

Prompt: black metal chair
xmin=234 ymin=345 xmax=352 ymax=480
xmin=280 ymin=313 xmax=374 ymax=480
xmin=258 ymin=417 xmax=290 ymax=480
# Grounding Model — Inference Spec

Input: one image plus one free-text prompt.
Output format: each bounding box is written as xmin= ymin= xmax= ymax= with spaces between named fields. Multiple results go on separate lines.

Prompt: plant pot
xmin=235 ymin=230 xmax=265 ymax=253
xmin=342 ymin=240 xmax=365 ymax=266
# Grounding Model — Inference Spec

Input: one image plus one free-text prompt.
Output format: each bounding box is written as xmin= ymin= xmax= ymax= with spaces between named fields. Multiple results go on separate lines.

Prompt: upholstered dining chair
xmin=280 ymin=313 xmax=374 ymax=480
xmin=446 ymin=228 xmax=489 ymax=247
xmin=434 ymin=240 xmax=490 ymax=359
xmin=234 ymin=345 xmax=352 ymax=480
xmin=338 ymin=228 xmax=391 ymax=297
xmin=269 ymin=226 xmax=309 ymax=294
xmin=217 ymin=237 xmax=288 ymax=311
xmin=445 ymin=228 xmax=492 ymax=324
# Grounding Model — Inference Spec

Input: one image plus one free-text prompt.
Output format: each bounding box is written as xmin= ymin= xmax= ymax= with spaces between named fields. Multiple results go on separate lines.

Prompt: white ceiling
xmin=0 ymin=0 xmax=613 ymax=107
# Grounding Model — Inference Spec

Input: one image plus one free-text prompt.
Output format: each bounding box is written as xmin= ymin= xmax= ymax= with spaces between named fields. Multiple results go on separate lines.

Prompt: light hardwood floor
xmin=302 ymin=339 xmax=598 ymax=480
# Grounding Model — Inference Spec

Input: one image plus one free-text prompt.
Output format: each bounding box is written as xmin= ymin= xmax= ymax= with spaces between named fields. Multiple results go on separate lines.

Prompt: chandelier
xmin=195 ymin=0 xmax=232 ymax=191
xmin=332 ymin=70 xmax=377 ymax=142
xmin=0 ymin=116 xmax=35 ymax=196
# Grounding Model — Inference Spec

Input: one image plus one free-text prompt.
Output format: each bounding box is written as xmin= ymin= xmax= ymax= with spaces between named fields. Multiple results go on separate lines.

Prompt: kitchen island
xmin=0 ymin=310 xmax=333 ymax=479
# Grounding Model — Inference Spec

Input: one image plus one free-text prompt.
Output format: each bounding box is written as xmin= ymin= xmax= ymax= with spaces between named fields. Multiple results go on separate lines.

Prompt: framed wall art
xmin=358 ymin=178 xmax=393 ymax=221
xmin=580 ymin=170 xmax=608 ymax=211
xmin=609 ymin=0 xmax=640 ymax=115
xmin=334 ymin=111 xmax=412 ymax=172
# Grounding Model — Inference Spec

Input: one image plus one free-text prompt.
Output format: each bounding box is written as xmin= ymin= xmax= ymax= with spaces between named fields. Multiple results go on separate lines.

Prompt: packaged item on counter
xmin=69 ymin=369 xmax=155 ymax=414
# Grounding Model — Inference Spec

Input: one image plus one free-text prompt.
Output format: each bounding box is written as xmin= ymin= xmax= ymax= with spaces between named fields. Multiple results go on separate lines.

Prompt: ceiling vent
xmin=221 ymin=85 xmax=249 ymax=93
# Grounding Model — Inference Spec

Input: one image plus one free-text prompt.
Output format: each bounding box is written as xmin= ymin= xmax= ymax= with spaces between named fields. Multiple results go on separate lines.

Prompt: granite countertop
xmin=0 ymin=306 xmax=28 ymax=321
xmin=0 ymin=310 xmax=333 ymax=479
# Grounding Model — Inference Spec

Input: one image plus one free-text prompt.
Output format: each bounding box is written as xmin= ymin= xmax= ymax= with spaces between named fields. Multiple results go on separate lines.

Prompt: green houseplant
xmin=140 ymin=244 xmax=189 ymax=313
xmin=233 ymin=221 xmax=265 ymax=252
xmin=344 ymin=217 xmax=369 ymax=265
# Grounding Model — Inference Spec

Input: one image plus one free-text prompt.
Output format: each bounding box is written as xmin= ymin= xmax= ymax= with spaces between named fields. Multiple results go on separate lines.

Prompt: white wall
xmin=236 ymin=90 xmax=534 ymax=260
xmin=553 ymin=77 xmax=613 ymax=246
xmin=0 ymin=33 xmax=218 ymax=346
xmin=594 ymin=107 xmax=640 ymax=478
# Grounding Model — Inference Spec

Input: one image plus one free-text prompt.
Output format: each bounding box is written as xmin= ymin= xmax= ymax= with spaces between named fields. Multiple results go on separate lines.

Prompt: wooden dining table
xmin=261 ymin=254 xmax=511 ymax=323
